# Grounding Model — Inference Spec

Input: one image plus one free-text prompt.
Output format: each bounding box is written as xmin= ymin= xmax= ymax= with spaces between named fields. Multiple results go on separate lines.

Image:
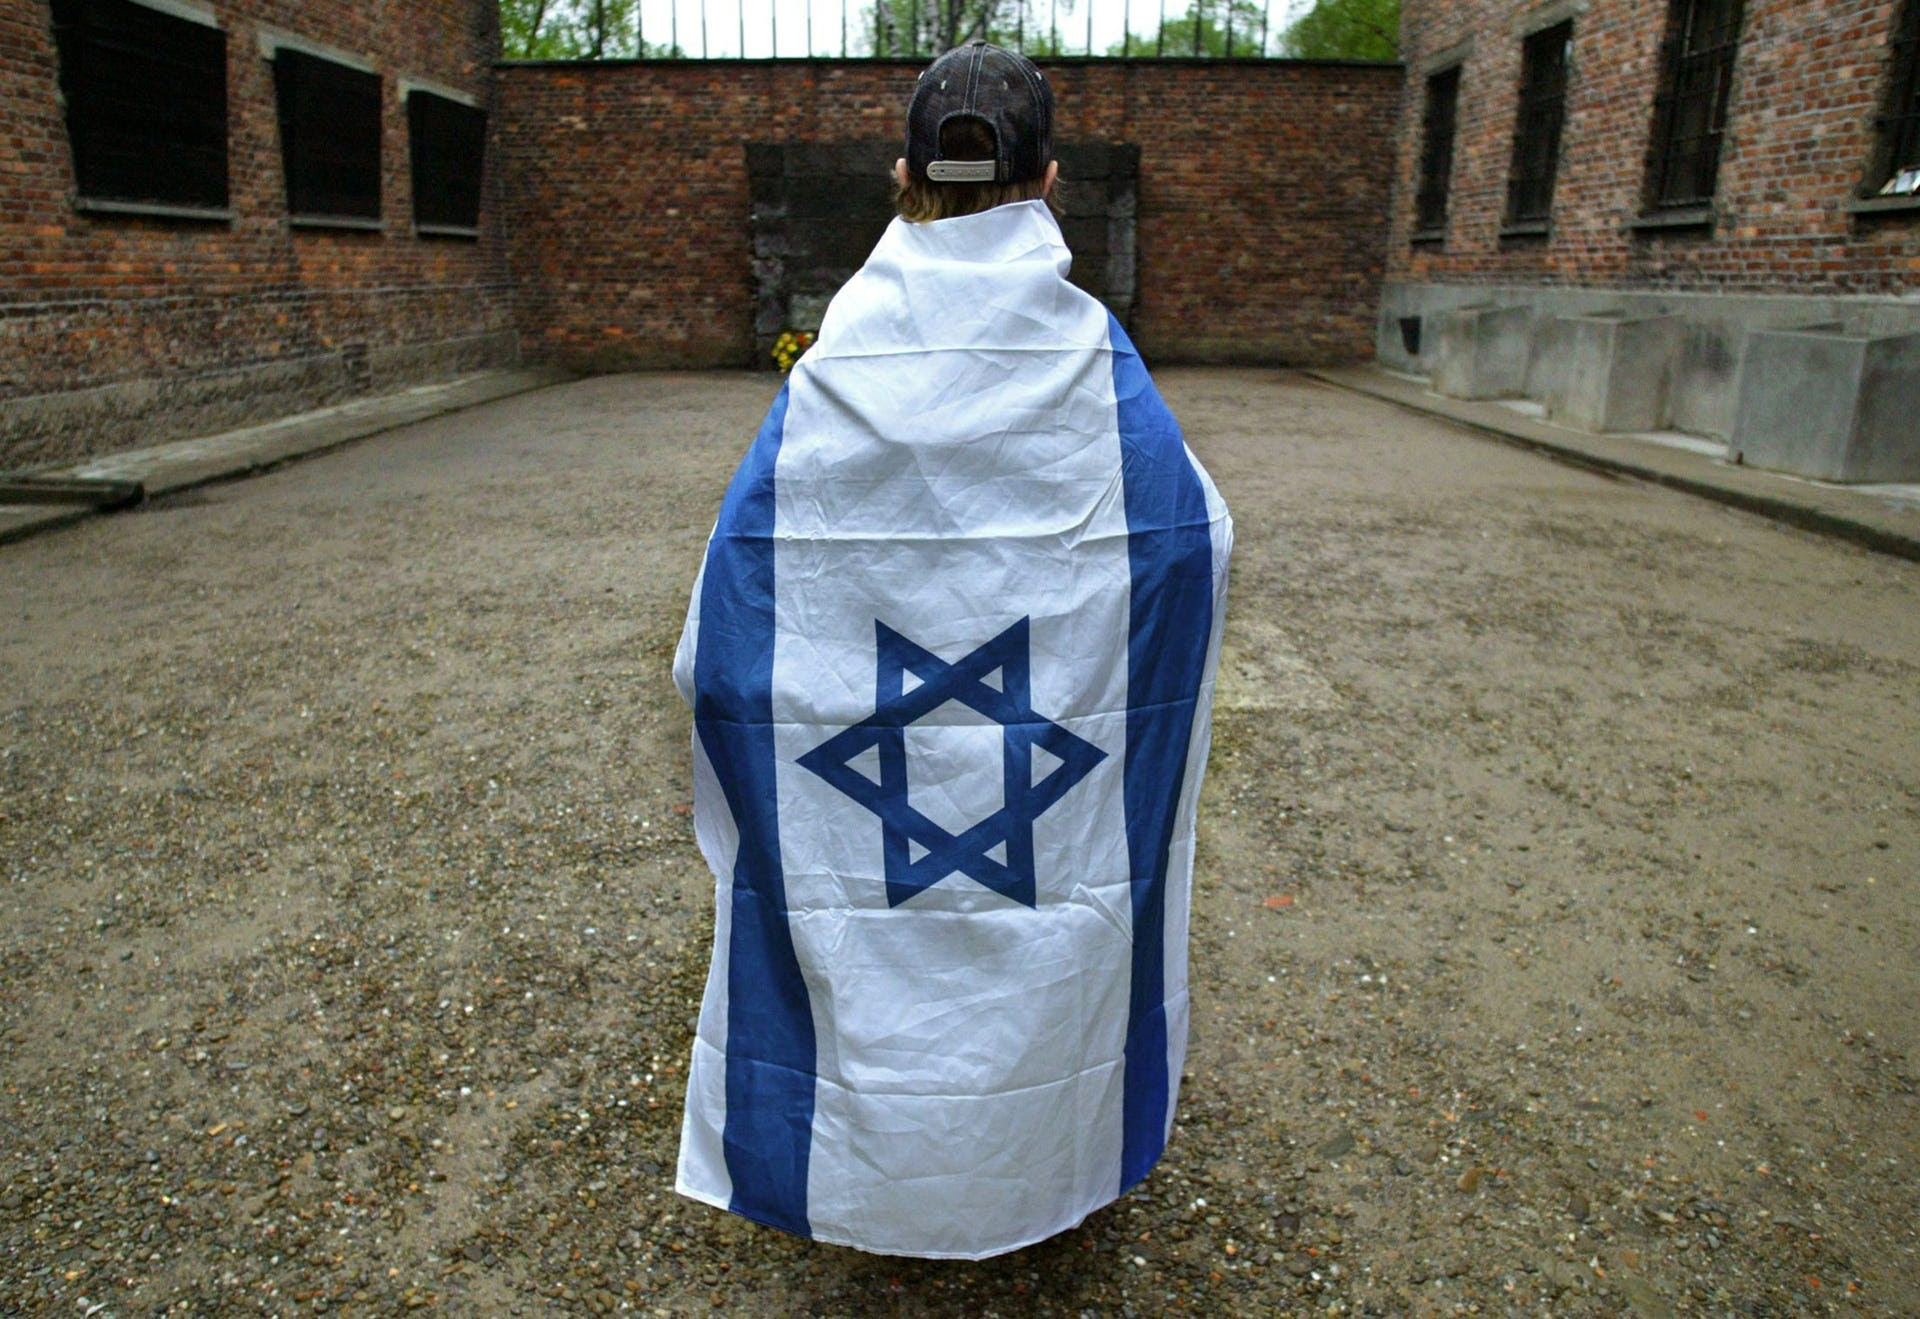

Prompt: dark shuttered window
xmin=1414 ymin=65 xmax=1462 ymax=237
xmin=1506 ymin=22 xmax=1573 ymax=228
xmin=272 ymin=48 xmax=383 ymax=224
xmin=1870 ymin=0 xmax=1920 ymax=195
xmin=407 ymin=90 xmax=486 ymax=234
xmin=1645 ymin=0 xmax=1745 ymax=209
xmin=47 ymin=0 xmax=229 ymax=213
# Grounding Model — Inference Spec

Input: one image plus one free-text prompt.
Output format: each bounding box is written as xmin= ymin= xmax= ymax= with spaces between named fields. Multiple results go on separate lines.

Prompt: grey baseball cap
xmin=905 ymin=40 xmax=1055 ymax=185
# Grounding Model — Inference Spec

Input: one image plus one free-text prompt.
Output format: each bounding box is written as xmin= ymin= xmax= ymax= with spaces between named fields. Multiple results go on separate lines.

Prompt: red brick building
xmin=2 ymin=0 xmax=514 ymax=468
xmin=1382 ymin=0 xmax=1920 ymax=478
xmin=3 ymin=0 xmax=1403 ymax=471
xmin=9 ymin=1 xmax=1919 ymax=481
xmin=491 ymin=58 xmax=1400 ymax=375
xmin=2 ymin=1 xmax=1400 ymax=471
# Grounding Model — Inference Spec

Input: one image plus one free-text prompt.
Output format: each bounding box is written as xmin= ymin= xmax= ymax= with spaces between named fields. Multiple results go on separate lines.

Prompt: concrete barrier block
xmin=1431 ymin=304 xmax=1532 ymax=400
xmin=1545 ymin=312 xmax=1681 ymax=433
xmin=1732 ymin=326 xmax=1920 ymax=482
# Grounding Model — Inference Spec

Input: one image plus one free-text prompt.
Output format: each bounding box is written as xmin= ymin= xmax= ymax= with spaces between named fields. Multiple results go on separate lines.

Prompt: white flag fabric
xmin=673 ymin=199 xmax=1232 ymax=1259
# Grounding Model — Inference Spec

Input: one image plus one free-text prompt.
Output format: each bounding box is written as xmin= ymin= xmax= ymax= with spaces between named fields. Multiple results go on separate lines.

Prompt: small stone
xmin=1315 ymin=1131 xmax=1356 ymax=1159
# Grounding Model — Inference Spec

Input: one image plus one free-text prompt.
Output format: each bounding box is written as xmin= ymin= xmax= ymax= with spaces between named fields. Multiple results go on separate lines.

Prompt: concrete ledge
xmin=0 ymin=366 xmax=572 ymax=546
xmin=1431 ymin=304 xmax=1532 ymax=400
xmin=0 ymin=330 xmax=520 ymax=471
xmin=1541 ymin=312 xmax=1679 ymax=433
xmin=1306 ymin=365 xmax=1920 ymax=563
xmin=1731 ymin=325 xmax=1920 ymax=482
xmin=1378 ymin=284 xmax=1920 ymax=439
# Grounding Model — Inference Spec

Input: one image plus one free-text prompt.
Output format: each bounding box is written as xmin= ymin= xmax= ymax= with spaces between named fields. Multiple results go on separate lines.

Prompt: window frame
xmin=1861 ymin=0 xmax=1920 ymax=206
xmin=405 ymin=84 xmax=487 ymax=238
xmin=268 ymin=41 xmax=385 ymax=230
xmin=1641 ymin=0 xmax=1745 ymax=220
xmin=1413 ymin=62 xmax=1465 ymax=243
xmin=47 ymin=0 xmax=231 ymax=221
xmin=1503 ymin=19 xmax=1575 ymax=234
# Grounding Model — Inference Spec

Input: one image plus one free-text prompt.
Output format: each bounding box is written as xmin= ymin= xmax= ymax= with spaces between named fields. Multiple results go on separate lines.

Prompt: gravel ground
xmin=2 ymin=369 xmax=1915 ymax=1316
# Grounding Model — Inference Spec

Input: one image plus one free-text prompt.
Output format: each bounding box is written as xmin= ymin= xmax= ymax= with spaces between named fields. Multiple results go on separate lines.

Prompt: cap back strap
xmin=926 ymin=159 xmax=1000 ymax=183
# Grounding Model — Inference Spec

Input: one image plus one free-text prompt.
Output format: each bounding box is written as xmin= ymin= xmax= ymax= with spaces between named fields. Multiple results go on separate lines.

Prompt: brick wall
xmin=0 ymin=0 xmax=514 ymax=469
xmin=1388 ymin=0 xmax=1920 ymax=293
xmin=492 ymin=58 xmax=1402 ymax=370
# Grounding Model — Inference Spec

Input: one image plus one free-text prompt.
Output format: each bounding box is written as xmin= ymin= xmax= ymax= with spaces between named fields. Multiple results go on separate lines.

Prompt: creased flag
xmin=673 ymin=199 xmax=1232 ymax=1259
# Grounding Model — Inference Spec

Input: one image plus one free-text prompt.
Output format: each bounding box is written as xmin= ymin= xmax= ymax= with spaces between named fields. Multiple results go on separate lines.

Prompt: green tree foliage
xmin=501 ymin=0 xmax=684 ymax=59
xmin=1280 ymin=0 xmax=1399 ymax=60
xmin=866 ymin=0 xmax=1071 ymax=56
xmin=1108 ymin=0 xmax=1272 ymax=57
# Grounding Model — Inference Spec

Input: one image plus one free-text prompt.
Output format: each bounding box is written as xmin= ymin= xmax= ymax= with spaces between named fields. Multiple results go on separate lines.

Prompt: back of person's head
xmin=896 ymin=41 xmax=1061 ymax=223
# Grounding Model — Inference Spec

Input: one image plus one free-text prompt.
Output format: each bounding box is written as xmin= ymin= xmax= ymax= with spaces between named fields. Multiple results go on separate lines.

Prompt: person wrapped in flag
xmin=672 ymin=40 xmax=1232 ymax=1260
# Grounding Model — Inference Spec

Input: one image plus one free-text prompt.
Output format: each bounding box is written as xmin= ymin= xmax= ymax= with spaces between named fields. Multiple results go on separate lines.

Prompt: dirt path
xmin=2 ymin=370 xmax=1914 ymax=1314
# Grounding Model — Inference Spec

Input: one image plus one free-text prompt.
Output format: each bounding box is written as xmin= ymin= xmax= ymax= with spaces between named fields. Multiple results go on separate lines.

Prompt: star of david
xmin=796 ymin=617 xmax=1107 ymax=909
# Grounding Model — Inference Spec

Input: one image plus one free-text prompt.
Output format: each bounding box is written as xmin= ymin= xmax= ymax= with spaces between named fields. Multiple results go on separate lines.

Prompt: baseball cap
xmin=905 ymin=40 xmax=1055 ymax=185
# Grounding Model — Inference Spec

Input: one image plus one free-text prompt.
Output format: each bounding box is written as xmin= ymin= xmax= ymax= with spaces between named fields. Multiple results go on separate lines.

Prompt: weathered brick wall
xmin=1389 ymin=0 xmax=1920 ymax=292
xmin=1 ymin=0 xmax=514 ymax=469
xmin=493 ymin=58 xmax=1402 ymax=370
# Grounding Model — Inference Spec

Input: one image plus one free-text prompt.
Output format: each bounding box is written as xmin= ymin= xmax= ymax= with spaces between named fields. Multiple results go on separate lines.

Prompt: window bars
xmin=47 ymin=0 xmax=229 ymax=212
xmin=1646 ymin=0 xmax=1745 ymax=209
xmin=1414 ymin=64 xmax=1461 ymax=237
xmin=408 ymin=92 xmax=488 ymax=234
xmin=1873 ymin=0 xmax=1920 ymax=194
xmin=272 ymin=48 xmax=383 ymax=223
xmin=1505 ymin=21 xmax=1572 ymax=227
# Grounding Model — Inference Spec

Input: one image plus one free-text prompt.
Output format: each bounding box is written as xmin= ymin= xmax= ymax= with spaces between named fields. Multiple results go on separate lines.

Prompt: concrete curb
xmin=0 ymin=367 xmax=573 ymax=547
xmin=1304 ymin=366 xmax=1920 ymax=564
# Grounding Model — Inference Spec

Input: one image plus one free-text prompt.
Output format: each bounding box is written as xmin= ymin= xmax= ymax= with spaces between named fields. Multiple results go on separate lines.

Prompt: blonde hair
xmin=895 ymin=117 xmax=1062 ymax=223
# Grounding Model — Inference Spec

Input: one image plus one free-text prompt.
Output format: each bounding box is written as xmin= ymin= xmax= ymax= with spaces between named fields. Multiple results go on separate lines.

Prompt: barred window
xmin=272 ymin=47 xmax=382 ymax=224
xmin=1871 ymin=0 xmax=1920 ymax=195
xmin=1646 ymin=0 xmax=1745 ymax=210
xmin=407 ymin=90 xmax=487 ymax=234
xmin=1506 ymin=22 xmax=1573 ymax=227
xmin=1414 ymin=65 xmax=1462 ymax=237
xmin=47 ymin=0 xmax=229 ymax=214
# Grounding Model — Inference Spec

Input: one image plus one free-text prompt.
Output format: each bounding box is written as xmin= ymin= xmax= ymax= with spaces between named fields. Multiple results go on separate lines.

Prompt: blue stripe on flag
xmin=693 ymin=385 xmax=816 ymax=1238
xmin=1110 ymin=318 xmax=1214 ymax=1192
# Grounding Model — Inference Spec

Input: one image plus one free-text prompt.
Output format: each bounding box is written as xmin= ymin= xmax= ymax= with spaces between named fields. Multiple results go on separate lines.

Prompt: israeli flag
xmin=673 ymin=199 xmax=1232 ymax=1259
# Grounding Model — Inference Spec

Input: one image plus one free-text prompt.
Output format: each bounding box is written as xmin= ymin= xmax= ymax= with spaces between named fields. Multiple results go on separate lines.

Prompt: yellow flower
xmin=771 ymin=329 xmax=816 ymax=374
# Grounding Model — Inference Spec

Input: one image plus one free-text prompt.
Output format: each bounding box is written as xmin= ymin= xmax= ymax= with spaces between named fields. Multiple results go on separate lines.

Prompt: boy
xmin=673 ymin=41 xmax=1231 ymax=1259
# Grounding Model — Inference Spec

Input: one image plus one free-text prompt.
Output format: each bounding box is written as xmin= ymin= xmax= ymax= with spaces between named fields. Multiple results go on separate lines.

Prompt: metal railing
xmin=505 ymin=1 xmax=1299 ymax=62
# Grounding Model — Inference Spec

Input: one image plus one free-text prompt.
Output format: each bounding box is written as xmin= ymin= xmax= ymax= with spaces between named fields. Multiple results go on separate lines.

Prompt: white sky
xmin=636 ymin=0 xmax=1317 ymax=59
